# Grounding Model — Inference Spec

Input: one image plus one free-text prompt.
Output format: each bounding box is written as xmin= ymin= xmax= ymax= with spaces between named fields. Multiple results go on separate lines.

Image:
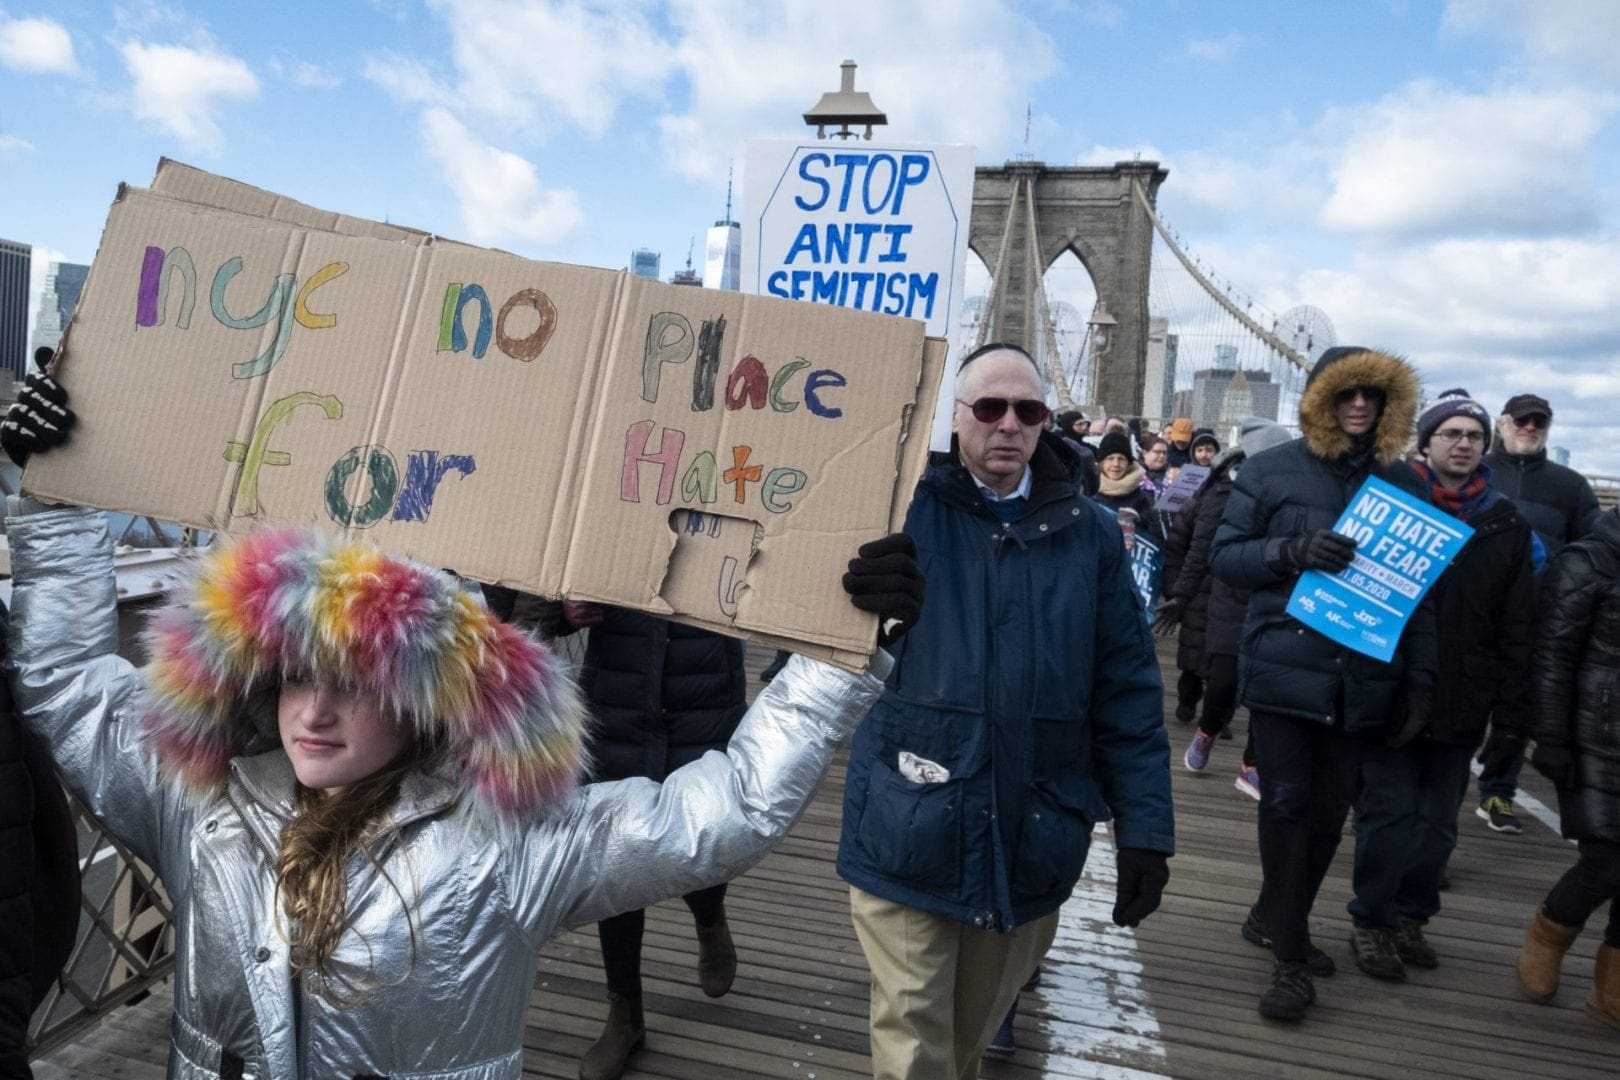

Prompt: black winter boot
xmin=695 ymin=919 xmax=737 ymax=998
xmin=1258 ymin=961 xmax=1314 ymax=1022
xmin=579 ymin=993 xmax=645 ymax=1080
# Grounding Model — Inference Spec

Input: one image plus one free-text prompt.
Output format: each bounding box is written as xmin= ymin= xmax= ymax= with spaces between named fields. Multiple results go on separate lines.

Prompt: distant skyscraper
xmin=1142 ymin=317 xmax=1178 ymax=421
xmin=1550 ymin=445 xmax=1571 ymax=467
xmin=1187 ymin=367 xmax=1282 ymax=431
xmin=0 ymin=239 xmax=29 ymax=380
xmin=631 ymin=248 xmax=661 ymax=281
xmin=32 ymin=259 xmax=89 ymax=354
xmin=704 ymin=168 xmax=741 ymax=291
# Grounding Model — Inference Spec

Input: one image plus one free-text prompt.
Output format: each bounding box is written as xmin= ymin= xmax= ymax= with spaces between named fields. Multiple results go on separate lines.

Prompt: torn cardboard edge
xmin=28 ymin=163 xmax=946 ymax=673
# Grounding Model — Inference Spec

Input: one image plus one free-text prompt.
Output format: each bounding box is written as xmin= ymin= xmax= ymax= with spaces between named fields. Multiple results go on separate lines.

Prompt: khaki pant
xmin=849 ymin=886 xmax=1060 ymax=1080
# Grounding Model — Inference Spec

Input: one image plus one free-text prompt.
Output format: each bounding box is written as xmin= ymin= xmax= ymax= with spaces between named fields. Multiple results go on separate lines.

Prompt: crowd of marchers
xmin=1058 ymin=348 xmax=1615 ymax=1028
xmin=1 ymin=339 xmax=1616 ymax=1080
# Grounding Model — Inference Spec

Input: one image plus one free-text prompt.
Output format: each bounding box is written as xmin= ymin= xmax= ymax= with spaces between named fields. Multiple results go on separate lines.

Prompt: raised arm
xmin=508 ymin=652 xmax=887 ymax=940
xmin=5 ymin=500 xmax=186 ymax=872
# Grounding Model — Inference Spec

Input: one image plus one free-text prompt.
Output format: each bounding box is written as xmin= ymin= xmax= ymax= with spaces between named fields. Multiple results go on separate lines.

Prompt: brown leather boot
xmin=578 ymin=993 xmax=645 ymax=1080
xmin=1516 ymin=907 xmax=1583 ymax=1003
xmin=695 ymin=919 xmax=736 ymax=998
xmin=1588 ymin=943 xmax=1620 ymax=1027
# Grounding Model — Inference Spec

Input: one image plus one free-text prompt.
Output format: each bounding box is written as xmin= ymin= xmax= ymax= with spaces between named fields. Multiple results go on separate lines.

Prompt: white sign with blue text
xmin=742 ymin=139 xmax=975 ymax=449
xmin=1285 ymin=476 xmax=1472 ymax=662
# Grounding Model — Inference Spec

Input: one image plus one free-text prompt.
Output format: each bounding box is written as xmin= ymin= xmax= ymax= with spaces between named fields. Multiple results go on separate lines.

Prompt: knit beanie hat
xmin=138 ymin=529 xmax=590 ymax=826
xmin=1416 ymin=388 xmax=1491 ymax=451
xmin=1189 ymin=428 xmax=1220 ymax=454
xmin=1166 ymin=417 xmax=1194 ymax=444
xmin=1239 ymin=416 xmax=1292 ymax=457
xmin=1097 ymin=431 xmax=1132 ymax=462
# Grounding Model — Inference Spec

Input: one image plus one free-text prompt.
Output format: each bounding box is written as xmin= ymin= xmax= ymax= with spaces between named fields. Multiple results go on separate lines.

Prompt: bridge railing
xmin=26 ymin=791 xmax=175 ymax=1060
xmin=1590 ymin=473 xmax=1619 ymax=512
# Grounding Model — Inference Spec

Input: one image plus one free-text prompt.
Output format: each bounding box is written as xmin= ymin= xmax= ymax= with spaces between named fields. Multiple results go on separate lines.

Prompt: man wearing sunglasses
xmin=1472 ymin=394 xmax=1601 ymax=835
xmin=1210 ymin=346 xmax=1438 ymax=1022
xmin=837 ymin=342 xmax=1173 ymax=1079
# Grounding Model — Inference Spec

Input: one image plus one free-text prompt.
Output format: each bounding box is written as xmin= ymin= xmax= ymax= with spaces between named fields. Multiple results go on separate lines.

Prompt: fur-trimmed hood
xmin=137 ymin=529 xmax=590 ymax=826
xmin=1297 ymin=347 xmax=1420 ymax=465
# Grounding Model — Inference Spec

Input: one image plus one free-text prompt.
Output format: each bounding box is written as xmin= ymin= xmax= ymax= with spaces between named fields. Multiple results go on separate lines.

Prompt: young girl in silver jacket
xmin=0 ymin=375 xmax=920 ymax=1079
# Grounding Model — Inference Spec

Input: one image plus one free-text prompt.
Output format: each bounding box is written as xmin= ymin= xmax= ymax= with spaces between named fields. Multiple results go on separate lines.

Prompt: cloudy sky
xmin=2 ymin=0 xmax=1618 ymax=472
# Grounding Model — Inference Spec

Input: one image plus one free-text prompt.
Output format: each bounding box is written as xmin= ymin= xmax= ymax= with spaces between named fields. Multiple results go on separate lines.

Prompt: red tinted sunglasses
xmin=958 ymin=397 xmax=1051 ymax=426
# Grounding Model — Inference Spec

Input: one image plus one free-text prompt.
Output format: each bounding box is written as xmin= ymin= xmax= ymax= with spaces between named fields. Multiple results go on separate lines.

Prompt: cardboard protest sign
xmin=1156 ymin=464 xmax=1209 ymax=513
xmin=1285 ymin=477 xmax=1471 ymax=662
xmin=741 ymin=139 xmax=974 ymax=449
xmin=26 ymin=165 xmax=946 ymax=670
xmin=1129 ymin=533 xmax=1163 ymax=614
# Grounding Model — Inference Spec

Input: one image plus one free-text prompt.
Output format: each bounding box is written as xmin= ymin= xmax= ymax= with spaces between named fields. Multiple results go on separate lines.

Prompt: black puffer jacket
xmin=1170 ymin=453 xmax=1247 ymax=664
xmin=1 ymin=679 xmax=32 ymax=1080
xmin=566 ymin=607 xmax=747 ymax=783
xmin=1425 ymin=493 xmax=1538 ymax=748
xmin=1484 ymin=448 xmax=1599 ymax=558
xmin=1529 ymin=508 xmax=1620 ymax=843
xmin=1211 ymin=347 xmax=1438 ymax=730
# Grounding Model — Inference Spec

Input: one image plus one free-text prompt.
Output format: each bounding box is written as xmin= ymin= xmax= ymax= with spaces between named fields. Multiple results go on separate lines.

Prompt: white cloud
xmin=1318 ymin=82 xmax=1613 ymax=237
xmin=0 ymin=16 xmax=80 ymax=75
xmin=426 ymin=0 xmax=672 ymax=136
xmin=419 ymin=107 xmax=583 ymax=247
xmin=269 ymin=58 xmax=342 ymax=89
xmin=1185 ymin=32 xmax=1245 ymax=62
xmin=407 ymin=1 xmax=1056 ymax=183
xmin=0 ymin=132 xmax=33 ymax=158
xmin=363 ymin=52 xmax=446 ymax=105
xmin=119 ymin=41 xmax=260 ymax=153
xmin=653 ymin=0 xmax=1057 ymax=182
xmin=1444 ymin=0 xmax=1620 ymax=80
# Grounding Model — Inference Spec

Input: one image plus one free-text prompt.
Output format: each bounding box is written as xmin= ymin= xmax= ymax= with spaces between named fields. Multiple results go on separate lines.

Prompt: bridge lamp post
xmin=803 ymin=59 xmax=888 ymax=139
xmin=1085 ymin=302 xmax=1117 ymax=406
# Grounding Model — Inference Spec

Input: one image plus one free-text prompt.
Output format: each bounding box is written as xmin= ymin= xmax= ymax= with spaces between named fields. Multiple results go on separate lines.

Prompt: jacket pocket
xmin=855 ymin=755 xmax=968 ymax=889
xmin=1010 ymin=775 xmax=1097 ymax=898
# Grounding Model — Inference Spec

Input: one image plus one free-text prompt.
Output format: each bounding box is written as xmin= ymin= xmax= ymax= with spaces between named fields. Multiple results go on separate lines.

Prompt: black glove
xmin=1 ymin=366 xmax=75 ymax=468
xmin=1112 ymin=847 xmax=1170 ymax=927
xmin=1386 ymin=684 xmax=1432 ymax=748
xmin=1265 ymin=529 xmax=1357 ymax=575
xmin=1530 ymin=743 xmax=1578 ymax=791
xmin=1476 ymin=730 xmax=1527 ymax=778
xmin=843 ymin=533 xmax=924 ymax=647
xmin=1151 ymin=597 xmax=1183 ymax=637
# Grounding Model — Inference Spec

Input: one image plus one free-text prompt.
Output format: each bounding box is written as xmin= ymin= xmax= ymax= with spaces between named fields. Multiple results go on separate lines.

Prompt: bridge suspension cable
xmin=1131 ymin=183 xmax=1309 ymax=373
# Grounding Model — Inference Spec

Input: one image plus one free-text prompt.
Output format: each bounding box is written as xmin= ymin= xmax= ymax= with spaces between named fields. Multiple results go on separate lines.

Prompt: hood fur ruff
xmin=137 ymin=529 xmax=589 ymax=826
xmin=1297 ymin=348 xmax=1420 ymax=465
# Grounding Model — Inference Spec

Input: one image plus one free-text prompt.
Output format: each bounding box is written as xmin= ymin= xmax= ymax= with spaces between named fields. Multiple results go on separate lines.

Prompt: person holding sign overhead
xmin=1211 ymin=346 xmax=1437 ymax=1022
xmin=0 ymin=373 xmax=924 ymax=1080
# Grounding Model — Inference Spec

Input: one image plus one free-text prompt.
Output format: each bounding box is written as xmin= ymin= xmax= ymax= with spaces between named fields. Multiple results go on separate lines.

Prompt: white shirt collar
xmin=970 ymin=466 xmax=1032 ymax=502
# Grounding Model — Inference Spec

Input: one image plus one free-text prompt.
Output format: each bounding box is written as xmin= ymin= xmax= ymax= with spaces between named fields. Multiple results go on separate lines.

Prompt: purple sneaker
xmin=1235 ymin=765 xmax=1261 ymax=801
xmin=1184 ymin=730 xmax=1216 ymax=772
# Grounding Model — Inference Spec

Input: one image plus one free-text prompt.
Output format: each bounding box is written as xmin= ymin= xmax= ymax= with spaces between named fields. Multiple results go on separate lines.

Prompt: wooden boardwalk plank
xmin=34 ymin=640 xmax=1620 ymax=1078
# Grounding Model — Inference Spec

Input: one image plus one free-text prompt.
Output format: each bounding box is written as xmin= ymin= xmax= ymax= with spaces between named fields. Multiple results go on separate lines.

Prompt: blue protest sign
xmin=1285 ymin=476 xmax=1472 ymax=662
xmin=1130 ymin=533 xmax=1164 ymax=615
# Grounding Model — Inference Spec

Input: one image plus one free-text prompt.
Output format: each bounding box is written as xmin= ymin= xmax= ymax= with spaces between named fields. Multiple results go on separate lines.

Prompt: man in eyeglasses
xmin=1347 ymin=389 xmax=1538 ymax=979
xmin=1210 ymin=346 xmax=1438 ymax=1021
xmin=837 ymin=343 xmax=1173 ymax=1079
xmin=1472 ymin=393 xmax=1600 ymax=835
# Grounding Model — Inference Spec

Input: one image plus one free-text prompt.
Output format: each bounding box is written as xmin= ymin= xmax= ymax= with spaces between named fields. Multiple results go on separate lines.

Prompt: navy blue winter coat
xmin=1210 ymin=348 xmax=1439 ymax=730
xmin=836 ymin=438 xmax=1175 ymax=932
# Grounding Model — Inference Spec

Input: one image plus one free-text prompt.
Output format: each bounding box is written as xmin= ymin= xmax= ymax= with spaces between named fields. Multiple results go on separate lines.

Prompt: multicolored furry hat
xmin=137 ymin=529 xmax=589 ymax=825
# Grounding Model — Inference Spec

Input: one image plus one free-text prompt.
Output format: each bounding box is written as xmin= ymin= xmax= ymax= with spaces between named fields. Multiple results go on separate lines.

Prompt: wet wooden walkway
xmin=34 ymin=641 xmax=1620 ymax=1078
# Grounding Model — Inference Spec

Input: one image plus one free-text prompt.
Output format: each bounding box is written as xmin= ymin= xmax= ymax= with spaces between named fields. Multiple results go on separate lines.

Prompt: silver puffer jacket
xmin=5 ymin=504 xmax=886 ymax=1079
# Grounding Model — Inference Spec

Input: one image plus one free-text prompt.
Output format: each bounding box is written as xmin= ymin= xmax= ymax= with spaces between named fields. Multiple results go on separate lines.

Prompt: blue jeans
xmin=1349 ymin=740 xmax=1475 ymax=928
